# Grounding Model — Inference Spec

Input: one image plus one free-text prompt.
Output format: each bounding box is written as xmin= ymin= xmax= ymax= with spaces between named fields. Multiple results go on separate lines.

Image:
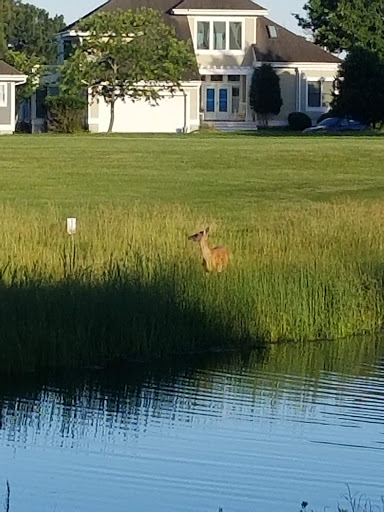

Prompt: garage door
xmin=97 ymin=93 xmax=187 ymax=133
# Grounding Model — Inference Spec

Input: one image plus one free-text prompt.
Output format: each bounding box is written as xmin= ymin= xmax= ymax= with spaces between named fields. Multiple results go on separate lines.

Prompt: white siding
xmin=96 ymin=92 xmax=188 ymax=133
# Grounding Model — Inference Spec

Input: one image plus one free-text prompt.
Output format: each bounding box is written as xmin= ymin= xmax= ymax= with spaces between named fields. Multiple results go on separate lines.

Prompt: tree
xmin=331 ymin=48 xmax=384 ymax=128
xmin=2 ymin=1 xmax=65 ymax=63
xmin=61 ymin=9 xmax=196 ymax=132
xmin=249 ymin=64 xmax=283 ymax=126
xmin=4 ymin=50 xmax=44 ymax=114
xmin=295 ymin=0 xmax=384 ymax=57
xmin=0 ymin=0 xmax=12 ymax=58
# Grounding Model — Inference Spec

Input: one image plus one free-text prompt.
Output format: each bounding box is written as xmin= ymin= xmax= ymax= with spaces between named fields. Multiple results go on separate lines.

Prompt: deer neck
xmin=199 ymin=237 xmax=212 ymax=263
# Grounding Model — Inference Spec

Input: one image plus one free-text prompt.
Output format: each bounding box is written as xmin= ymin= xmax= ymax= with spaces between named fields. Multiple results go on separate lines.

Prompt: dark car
xmin=303 ymin=117 xmax=369 ymax=134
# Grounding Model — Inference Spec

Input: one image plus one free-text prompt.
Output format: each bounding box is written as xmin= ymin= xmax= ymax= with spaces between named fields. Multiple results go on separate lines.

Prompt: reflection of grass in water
xmin=301 ymin=486 xmax=384 ymax=512
xmin=1 ymin=202 xmax=384 ymax=373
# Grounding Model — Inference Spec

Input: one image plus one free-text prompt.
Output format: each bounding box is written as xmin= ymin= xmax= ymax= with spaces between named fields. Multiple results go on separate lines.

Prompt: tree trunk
xmin=108 ymin=99 xmax=116 ymax=133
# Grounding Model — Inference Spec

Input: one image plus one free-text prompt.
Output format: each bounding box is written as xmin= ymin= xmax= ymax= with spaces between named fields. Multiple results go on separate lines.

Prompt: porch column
xmin=245 ymin=73 xmax=253 ymax=122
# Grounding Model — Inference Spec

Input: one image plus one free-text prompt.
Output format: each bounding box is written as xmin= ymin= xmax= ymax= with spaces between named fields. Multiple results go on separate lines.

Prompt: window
xmin=228 ymin=75 xmax=241 ymax=82
xmin=0 ymin=83 xmax=7 ymax=107
xmin=213 ymin=21 xmax=226 ymax=50
xmin=308 ymin=81 xmax=321 ymax=108
xmin=210 ymin=75 xmax=223 ymax=82
xmin=197 ymin=21 xmax=210 ymax=50
xmin=232 ymin=86 xmax=240 ymax=113
xmin=267 ymin=25 xmax=278 ymax=38
xmin=307 ymin=79 xmax=332 ymax=110
xmin=229 ymin=22 xmax=242 ymax=50
xmin=196 ymin=21 xmax=243 ymax=51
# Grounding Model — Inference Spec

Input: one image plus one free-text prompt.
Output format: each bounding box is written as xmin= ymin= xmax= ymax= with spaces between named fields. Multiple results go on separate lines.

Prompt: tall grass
xmin=0 ymin=201 xmax=384 ymax=374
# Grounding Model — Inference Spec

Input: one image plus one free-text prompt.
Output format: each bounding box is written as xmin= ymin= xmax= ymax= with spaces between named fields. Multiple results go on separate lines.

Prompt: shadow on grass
xmin=0 ymin=274 xmax=261 ymax=375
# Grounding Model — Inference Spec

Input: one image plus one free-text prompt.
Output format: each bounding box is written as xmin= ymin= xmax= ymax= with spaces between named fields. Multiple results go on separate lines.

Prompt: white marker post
xmin=67 ymin=218 xmax=77 ymax=235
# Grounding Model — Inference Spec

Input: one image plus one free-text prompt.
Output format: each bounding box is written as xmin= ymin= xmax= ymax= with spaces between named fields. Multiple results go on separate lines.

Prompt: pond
xmin=0 ymin=336 xmax=383 ymax=512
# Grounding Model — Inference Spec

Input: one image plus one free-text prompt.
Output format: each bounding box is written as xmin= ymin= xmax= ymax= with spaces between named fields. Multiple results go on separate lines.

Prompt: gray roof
xmin=0 ymin=60 xmax=24 ymax=76
xmin=173 ymin=0 xmax=266 ymax=10
xmin=253 ymin=17 xmax=341 ymax=64
xmin=64 ymin=0 xmax=200 ymax=79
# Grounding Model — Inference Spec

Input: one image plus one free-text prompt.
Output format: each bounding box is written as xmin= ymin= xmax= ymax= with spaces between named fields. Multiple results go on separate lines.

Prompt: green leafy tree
xmin=61 ymin=9 xmax=196 ymax=132
xmin=332 ymin=48 xmax=384 ymax=128
xmin=3 ymin=1 xmax=65 ymax=63
xmin=0 ymin=0 xmax=12 ymax=58
xmin=4 ymin=50 xmax=44 ymax=114
xmin=295 ymin=0 xmax=384 ymax=57
xmin=249 ymin=64 xmax=283 ymax=126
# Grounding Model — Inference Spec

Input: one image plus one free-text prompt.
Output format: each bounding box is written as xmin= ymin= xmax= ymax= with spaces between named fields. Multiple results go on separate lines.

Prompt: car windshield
xmin=318 ymin=117 xmax=342 ymax=127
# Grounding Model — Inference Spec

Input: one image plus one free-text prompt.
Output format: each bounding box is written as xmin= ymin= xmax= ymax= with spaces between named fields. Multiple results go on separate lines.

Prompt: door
xmin=204 ymin=85 xmax=230 ymax=121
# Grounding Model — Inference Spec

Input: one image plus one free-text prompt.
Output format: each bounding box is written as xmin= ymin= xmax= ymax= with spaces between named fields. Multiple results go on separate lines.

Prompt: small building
xmin=0 ymin=60 xmax=27 ymax=134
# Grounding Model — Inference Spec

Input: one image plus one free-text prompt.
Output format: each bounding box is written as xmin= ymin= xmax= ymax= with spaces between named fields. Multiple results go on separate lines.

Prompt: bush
xmin=46 ymin=95 xmax=87 ymax=133
xmin=288 ymin=112 xmax=312 ymax=131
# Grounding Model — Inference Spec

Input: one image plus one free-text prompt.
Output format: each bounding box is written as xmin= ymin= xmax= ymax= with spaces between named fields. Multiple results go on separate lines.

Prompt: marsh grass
xmin=1 ymin=201 xmax=384 ymax=373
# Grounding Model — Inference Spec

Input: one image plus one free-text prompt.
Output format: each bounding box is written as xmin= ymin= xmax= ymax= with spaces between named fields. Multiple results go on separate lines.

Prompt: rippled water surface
xmin=0 ymin=337 xmax=383 ymax=512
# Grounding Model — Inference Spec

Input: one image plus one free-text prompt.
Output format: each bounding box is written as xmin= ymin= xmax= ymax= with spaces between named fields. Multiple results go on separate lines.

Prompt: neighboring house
xmin=0 ymin=60 xmax=27 ymax=134
xmin=30 ymin=0 xmax=341 ymax=133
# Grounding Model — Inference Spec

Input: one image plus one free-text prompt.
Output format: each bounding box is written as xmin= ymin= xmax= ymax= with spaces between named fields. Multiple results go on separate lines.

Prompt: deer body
xmin=189 ymin=227 xmax=229 ymax=273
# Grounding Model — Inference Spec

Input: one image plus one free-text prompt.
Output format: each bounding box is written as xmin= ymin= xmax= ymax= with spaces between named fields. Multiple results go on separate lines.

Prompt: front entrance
xmin=201 ymin=75 xmax=245 ymax=121
xmin=204 ymin=85 xmax=230 ymax=121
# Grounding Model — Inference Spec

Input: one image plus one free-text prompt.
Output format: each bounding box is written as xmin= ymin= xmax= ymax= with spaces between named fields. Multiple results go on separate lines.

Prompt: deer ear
xmin=205 ymin=226 xmax=210 ymax=234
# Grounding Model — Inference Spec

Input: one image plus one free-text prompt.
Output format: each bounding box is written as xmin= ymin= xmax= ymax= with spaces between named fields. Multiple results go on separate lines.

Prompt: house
xmin=36 ymin=0 xmax=341 ymax=133
xmin=0 ymin=60 xmax=27 ymax=134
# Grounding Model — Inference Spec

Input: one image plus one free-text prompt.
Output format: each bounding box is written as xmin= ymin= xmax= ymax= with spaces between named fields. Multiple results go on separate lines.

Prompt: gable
xmin=254 ymin=17 xmax=341 ymax=64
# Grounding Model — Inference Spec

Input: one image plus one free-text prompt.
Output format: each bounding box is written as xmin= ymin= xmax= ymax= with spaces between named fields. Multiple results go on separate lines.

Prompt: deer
xmin=188 ymin=227 xmax=229 ymax=273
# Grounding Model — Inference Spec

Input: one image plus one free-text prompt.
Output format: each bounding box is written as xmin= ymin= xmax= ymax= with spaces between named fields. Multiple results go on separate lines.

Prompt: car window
xmin=319 ymin=117 xmax=341 ymax=127
xmin=339 ymin=119 xmax=351 ymax=127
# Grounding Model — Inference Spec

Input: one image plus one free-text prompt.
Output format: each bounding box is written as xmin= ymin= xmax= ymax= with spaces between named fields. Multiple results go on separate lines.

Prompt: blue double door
xmin=205 ymin=85 xmax=230 ymax=121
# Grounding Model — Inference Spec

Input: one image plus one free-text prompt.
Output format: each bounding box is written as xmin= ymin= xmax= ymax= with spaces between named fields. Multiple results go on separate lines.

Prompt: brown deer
xmin=188 ymin=227 xmax=229 ymax=273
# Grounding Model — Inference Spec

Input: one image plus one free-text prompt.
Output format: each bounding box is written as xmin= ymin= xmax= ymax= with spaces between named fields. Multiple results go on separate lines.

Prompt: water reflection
xmin=0 ymin=337 xmax=383 ymax=512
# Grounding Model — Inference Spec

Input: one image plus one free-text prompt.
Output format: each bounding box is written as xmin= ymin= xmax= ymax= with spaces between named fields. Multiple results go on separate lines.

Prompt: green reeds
xmin=0 ymin=201 xmax=383 ymax=373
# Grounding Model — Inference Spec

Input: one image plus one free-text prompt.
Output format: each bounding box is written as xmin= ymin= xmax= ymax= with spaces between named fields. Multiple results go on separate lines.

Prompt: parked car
xmin=303 ymin=117 xmax=369 ymax=134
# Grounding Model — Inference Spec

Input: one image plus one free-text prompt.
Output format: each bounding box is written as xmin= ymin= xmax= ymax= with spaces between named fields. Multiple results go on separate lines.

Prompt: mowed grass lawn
xmin=2 ymin=132 xmax=384 ymax=372
xmin=1 ymin=133 xmax=384 ymax=218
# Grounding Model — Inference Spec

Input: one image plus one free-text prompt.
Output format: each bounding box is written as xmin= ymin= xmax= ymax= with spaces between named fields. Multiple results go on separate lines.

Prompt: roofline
xmin=0 ymin=74 xmax=28 ymax=83
xmin=172 ymin=8 xmax=268 ymax=16
xmin=253 ymin=61 xmax=340 ymax=68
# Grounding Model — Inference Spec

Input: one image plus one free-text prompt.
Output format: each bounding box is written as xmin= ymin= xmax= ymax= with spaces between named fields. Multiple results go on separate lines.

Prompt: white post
xmin=67 ymin=218 xmax=77 ymax=235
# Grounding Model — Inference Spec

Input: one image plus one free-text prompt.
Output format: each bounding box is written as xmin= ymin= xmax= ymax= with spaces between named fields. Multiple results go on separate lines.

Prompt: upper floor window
xmin=0 ymin=83 xmax=7 ymax=107
xmin=196 ymin=20 xmax=243 ymax=51
xmin=267 ymin=25 xmax=278 ymax=38
xmin=197 ymin=21 xmax=210 ymax=50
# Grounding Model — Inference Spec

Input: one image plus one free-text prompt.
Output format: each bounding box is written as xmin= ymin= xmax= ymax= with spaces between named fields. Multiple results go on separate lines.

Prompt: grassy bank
xmin=1 ymin=200 xmax=384 ymax=373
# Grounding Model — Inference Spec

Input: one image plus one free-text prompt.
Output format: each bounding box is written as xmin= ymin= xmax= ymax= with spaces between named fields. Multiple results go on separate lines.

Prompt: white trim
xmin=0 ymin=82 xmax=7 ymax=107
xmin=173 ymin=8 xmax=268 ymax=16
xmin=0 ymin=74 xmax=27 ymax=84
xmin=195 ymin=18 xmax=245 ymax=54
xmin=253 ymin=61 xmax=339 ymax=70
xmin=200 ymin=66 xmax=252 ymax=75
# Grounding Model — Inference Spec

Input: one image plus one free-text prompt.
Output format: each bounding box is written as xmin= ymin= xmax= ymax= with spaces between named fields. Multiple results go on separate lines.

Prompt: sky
xmin=24 ymin=0 xmax=307 ymax=34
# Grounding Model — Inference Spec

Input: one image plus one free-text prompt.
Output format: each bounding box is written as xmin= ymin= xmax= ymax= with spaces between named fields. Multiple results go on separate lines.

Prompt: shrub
xmin=46 ymin=95 xmax=87 ymax=133
xmin=288 ymin=112 xmax=312 ymax=131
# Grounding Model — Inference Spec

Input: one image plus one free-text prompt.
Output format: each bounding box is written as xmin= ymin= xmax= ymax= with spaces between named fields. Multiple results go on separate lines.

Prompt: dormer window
xmin=196 ymin=20 xmax=243 ymax=52
xmin=267 ymin=25 xmax=278 ymax=38
xmin=197 ymin=21 xmax=210 ymax=49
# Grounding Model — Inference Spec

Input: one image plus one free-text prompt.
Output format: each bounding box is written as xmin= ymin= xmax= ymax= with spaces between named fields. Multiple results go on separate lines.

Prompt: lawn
xmin=1 ymin=133 xmax=384 ymax=373
xmin=1 ymin=133 xmax=384 ymax=219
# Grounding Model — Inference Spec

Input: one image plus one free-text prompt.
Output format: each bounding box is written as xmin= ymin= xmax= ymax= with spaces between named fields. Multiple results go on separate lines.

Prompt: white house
xmin=32 ymin=0 xmax=341 ymax=133
xmin=0 ymin=60 xmax=27 ymax=134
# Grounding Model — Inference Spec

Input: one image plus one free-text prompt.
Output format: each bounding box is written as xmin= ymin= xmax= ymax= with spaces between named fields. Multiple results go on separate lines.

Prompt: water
xmin=0 ymin=337 xmax=383 ymax=512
